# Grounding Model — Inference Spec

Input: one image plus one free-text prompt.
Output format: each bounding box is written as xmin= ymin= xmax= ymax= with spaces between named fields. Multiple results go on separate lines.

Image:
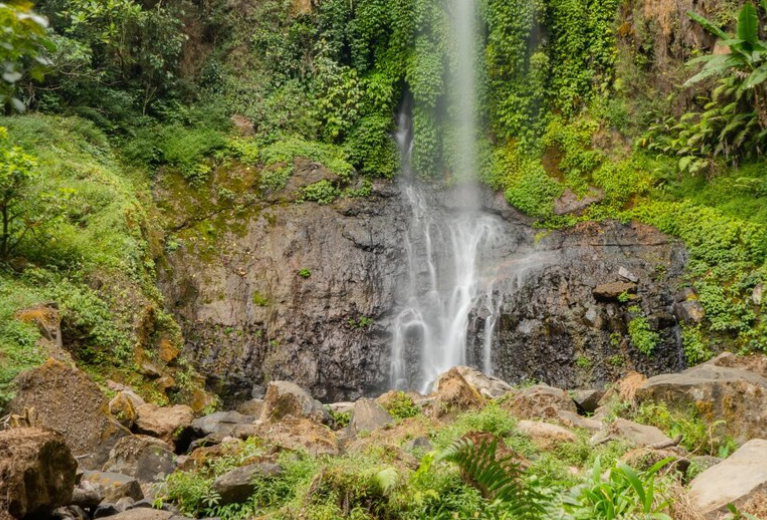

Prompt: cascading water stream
xmin=389 ymin=0 xmax=502 ymax=392
xmin=390 ymin=103 xmax=503 ymax=392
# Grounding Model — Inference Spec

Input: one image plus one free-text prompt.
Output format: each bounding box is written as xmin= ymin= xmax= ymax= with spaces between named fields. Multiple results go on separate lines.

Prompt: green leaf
xmin=688 ymin=10 xmax=728 ymax=39
xmin=744 ymin=67 xmax=767 ymax=89
xmin=738 ymin=2 xmax=759 ymax=44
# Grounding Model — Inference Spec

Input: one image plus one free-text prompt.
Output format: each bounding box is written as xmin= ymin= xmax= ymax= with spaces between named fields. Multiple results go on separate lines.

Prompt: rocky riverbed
xmin=3 ymin=353 xmax=767 ymax=519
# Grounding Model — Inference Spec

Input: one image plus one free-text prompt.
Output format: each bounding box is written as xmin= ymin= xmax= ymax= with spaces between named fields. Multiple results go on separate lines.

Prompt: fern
xmin=438 ymin=436 xmax=549 ymax=519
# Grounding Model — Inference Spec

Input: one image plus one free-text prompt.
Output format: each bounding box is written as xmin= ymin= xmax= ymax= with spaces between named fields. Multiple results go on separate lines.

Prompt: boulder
xmin=516 ymin=420 xmax=577 ymax=449
xmin=592 ymin=281 xmax=637 ymax=301
xmin=504 ymin=384 xmax=577 ymax=420
xmin=103 ymin=435 xmax=175 ymax=483
xmin=81 ymin=471 xmax=144 ymax=503
xmin=108 ymin=391 xmax=146 ymax=429
xmin=70 ymin=479 xmax=103 ymax=509
xmin=598 ymin=371 xmax=647 ymax=409
xmin=212 ymin=463 xmax=282 ymax=505
xmin=636 ymin=355 xmax=767 ymax=442
xmin=8 ymin=359 xmax=130 ymax=468
xmin=571 ymin=389 xmax=604 ymax=414
xmin=347 ymin=399 xmax=393 ymax=437
xmin=688 ymin=439 xmax=767 ymax=518
xmin=403 ymin=437 xmax=433 ymax=452
xmin=602 ymin=419 xmax=673 ymax=447
xmin=134 ymin=403 xmax=194 ymax=445
xmin=429 ymin=367 xmax=486 ymax=418
xmin=235 ymin=399 xmax=264 ymax=417
xmin=251 ymin=417 xmax=340 ymax=456
xmin=556 ymin=410 xmax=603 ymax=432
xmin=433 ymin=366 xmax=513 ymax=399
xmin=191 ymin=411 xmax=253 ymax=437
xmin=0 ymin=428 xmax=77 ymax=519
xmin=260 ymin=381 xmax=328 ymax=423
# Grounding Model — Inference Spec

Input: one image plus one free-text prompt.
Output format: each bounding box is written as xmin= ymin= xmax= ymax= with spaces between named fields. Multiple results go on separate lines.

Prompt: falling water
xmin=390 ymin=106 xmax=502 ymax=392
xmin=389 ymin=0 xmax=505 ymax=392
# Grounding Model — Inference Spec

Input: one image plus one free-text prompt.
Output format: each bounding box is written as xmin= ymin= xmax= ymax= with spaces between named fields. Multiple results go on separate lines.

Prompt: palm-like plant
xmin=647 ymin=1 xmax=767 ymax=172
xmin=562 ymin=457 xmax=673 ymax=520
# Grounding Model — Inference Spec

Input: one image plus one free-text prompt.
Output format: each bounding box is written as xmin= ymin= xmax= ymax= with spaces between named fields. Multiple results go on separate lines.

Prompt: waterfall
xmin=390 ymin=105 xmax=502 ymax=392
xmin=390 ymin=0 xmax=502 ymax=392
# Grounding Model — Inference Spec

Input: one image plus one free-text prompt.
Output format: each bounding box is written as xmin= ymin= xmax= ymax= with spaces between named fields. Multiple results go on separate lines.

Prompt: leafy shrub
xmin=158 ymin=125 xmax=227 ymax=185
xmin=563 ymin=457 xmax=672 ymax=520
xmin=381 ymin=391 xmax=420 ymax=421
xmin=646 ymin=2 xmax=767 ymax=171
xmin=628 ymin=316 xmax=660 ymax=356
xmin=260 ymin=137 xmax=354 ymax=192
xmin=302 ymin=180 xmax=340 ymax=205
xmin=298 ymin=268 xmax=311 ymax=279
xmin=636 ymin=402 xmax=737 ymax=457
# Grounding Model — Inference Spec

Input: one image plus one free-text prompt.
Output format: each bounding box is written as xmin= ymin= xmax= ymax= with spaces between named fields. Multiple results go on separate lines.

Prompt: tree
xmin=0 ymin=0 xmax=52 ymax=111
xmin=0 ymin=126 xmax=36 ymax=260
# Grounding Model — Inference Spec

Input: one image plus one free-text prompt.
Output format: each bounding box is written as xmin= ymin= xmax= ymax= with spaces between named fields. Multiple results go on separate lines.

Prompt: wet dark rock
xmin=158 ymin=181 xmax=686 ymax=403
xmin=93 ymin=504 xmax=120 ymax=519
xmin=52 ymin=506 xmax=88 ymax=520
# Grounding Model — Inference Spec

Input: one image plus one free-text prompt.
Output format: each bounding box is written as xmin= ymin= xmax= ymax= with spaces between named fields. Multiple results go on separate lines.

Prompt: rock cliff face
xmin=159 ymin=178 xmax=687 ymax=404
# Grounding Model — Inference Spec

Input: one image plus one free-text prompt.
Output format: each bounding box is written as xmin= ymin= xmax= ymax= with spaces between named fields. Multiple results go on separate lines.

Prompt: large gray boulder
xmin=212 ymin=463 xmax=282 ymax=505
xmin=103 ymin=435 xmax=175 ymax=483
xmin=191 ymin=411 xmax=253 ymax=437
xmin=0 ymin=428 xmax=77 ymax=519
xmin=347 ymin=399 xmax=393 ymax=437
xmin=636 ymin=354 xmax=767 ymax=442
xmin=260 ymin=381 xmax=328 ymax=423
xmin=688 ymin=439 xmax=767 ymax=518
